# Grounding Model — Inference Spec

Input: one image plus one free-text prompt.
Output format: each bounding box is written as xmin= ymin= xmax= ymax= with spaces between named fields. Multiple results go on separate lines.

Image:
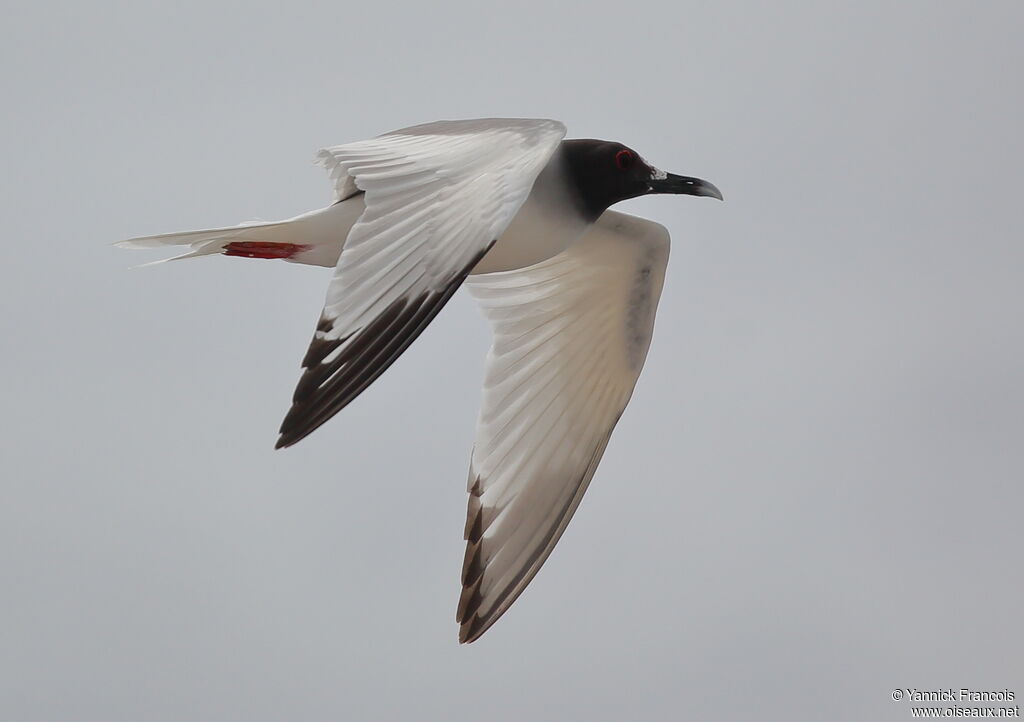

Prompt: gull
xmin=118 ymin=118 xmax=722 ymax=643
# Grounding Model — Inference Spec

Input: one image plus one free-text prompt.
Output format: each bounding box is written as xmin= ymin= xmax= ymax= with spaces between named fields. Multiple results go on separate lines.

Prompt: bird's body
xmin=470 ymin=148 xmax=591 ymax=273
xmin=187 ymin=146 xmax=590 ymax=274
xmin=119 ymin=118 xmax=721 ymax=642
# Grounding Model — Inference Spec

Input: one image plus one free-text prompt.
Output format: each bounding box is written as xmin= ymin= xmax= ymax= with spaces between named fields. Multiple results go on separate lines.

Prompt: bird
xmin=118 ymin=118 xmax=722 ymax=643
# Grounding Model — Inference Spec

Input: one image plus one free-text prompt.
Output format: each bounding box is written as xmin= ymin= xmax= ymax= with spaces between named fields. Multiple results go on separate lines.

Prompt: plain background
xmin=2 ymin=1 xmax=1022 ymax=720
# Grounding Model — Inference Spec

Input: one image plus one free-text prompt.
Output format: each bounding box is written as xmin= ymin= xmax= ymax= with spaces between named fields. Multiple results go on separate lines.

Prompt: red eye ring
xmin=615 ymin=149 xmax=634 ymax=170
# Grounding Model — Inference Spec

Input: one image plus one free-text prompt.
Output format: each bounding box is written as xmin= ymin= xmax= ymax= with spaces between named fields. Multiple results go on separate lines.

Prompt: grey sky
xmin=2 ymin=1 xmax=1022 ymax=720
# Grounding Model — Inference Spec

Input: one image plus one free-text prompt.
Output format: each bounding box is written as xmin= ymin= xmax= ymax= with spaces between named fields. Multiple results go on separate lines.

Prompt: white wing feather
xmin=457 ymin=210 xmax=671 ymax=642
xmin=277 ymin=119 xmax=566 ymax=447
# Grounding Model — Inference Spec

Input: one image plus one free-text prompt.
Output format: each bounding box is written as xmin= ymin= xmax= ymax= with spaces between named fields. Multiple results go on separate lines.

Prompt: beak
xmin=648 ymin=172 xmax=724 ymax=201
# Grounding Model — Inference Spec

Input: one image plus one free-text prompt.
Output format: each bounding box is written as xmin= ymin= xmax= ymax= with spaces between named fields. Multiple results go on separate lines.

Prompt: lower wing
xmin=457 ymin=210 xmax=672 ymax=642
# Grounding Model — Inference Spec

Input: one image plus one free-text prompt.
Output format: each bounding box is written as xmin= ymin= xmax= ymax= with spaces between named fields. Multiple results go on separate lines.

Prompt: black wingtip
xmin=275 ymin=419 xmax=308 ymax=449
xmin=458 ymin=615 xmax=489 ymax=644
xmin=275 ymin=244 xmax=495 ymax=451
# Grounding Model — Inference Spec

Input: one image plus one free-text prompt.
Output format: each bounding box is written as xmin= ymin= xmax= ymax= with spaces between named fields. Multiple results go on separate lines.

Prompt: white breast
xmin=470 ymin=151 xmax=590 ymax=275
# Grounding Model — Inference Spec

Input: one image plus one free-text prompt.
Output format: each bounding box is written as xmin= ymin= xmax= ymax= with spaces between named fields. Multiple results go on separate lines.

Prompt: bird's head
xmin=561 ymin=139 xmax=722 ymax=220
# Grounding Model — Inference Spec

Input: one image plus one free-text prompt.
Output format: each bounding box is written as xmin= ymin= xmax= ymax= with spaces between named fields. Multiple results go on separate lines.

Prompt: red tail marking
xmin=223 ymin=242 xmax=310 ymax=260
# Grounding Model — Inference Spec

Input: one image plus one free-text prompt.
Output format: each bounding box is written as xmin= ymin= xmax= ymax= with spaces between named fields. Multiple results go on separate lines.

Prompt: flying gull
xmin=118 ymin=118 xmax=722 ymax=642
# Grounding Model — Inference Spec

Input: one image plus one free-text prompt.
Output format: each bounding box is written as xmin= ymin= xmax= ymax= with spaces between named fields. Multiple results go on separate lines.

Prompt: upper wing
xmin=276 ymin=119 xmax=566 ymax=448
xmin=457 ymin=210 xmax=671 ymax=643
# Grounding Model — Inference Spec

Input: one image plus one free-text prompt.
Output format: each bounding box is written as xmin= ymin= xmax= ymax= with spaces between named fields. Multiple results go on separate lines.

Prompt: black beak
xmin=648 ymin=173 xmax=724 ymax=201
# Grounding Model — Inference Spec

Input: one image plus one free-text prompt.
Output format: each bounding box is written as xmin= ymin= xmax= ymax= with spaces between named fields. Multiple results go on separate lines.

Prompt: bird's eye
xmin=615 ymin=149 xmax=634 ymax=170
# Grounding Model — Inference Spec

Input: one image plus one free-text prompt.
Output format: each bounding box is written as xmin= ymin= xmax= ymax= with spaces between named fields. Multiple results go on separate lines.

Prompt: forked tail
xmin=115 ymin=202 xmax=362 ymax=268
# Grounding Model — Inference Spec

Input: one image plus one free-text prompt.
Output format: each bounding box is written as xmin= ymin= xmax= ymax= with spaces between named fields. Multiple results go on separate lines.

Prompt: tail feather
xmin=116 ymin=220 xmax=289 ymax=250
xmin=130 ymin=242 xmax=245 ymax=267
xmin=117 ymin=221 xmax=293 ymax=266
xmin=115 ymin=201 xmax=364 ymax=268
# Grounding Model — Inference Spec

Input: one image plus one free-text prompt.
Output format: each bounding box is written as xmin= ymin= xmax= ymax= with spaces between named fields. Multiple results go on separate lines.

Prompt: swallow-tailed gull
xmin=118 ymin=118 xmax=722 ymax=642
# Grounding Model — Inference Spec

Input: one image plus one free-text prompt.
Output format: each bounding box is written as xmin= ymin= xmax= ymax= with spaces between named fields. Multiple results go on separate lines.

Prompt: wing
xmin=276 ymin=119 xmax=566 ymax=448
xmin=457 ymin=210 xmax=671 ymax=642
